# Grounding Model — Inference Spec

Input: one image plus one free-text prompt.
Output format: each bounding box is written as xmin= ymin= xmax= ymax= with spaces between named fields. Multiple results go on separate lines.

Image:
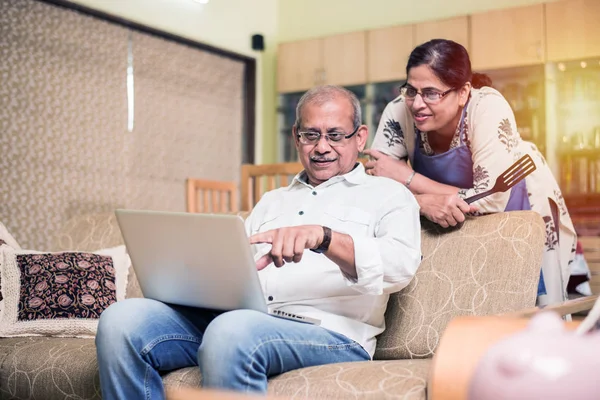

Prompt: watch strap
xmin=310 ymin=226 xmax=332 ymax=254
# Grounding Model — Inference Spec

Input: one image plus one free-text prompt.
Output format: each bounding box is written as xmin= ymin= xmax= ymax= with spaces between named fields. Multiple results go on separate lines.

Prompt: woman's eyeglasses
xmin=400 ymin=85 xmax=456 ymax=104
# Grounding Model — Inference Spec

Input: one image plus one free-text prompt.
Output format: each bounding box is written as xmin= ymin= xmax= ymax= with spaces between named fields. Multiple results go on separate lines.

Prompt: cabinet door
xmin=471 ymin=4 xmax=545 ymax=70
xmin=277 ymin=39 xmax=322 ymax=93
xmin=367 ymin=25 xmax=414 ymax=83
xmin=546 ymin=0 xmax=600 ymax=62
xmin=322 ymin=31 xmax=367 ymax=86
xmin=415 ymin=16 xmax=470 ymax=52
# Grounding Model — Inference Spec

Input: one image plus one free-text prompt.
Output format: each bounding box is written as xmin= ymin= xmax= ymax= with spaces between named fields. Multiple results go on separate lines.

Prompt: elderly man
xmin=96 ymin=85 xmax=421 ymax=399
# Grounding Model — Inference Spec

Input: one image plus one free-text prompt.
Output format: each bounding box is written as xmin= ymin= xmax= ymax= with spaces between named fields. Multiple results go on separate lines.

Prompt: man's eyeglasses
xmin=400 ymin=84 xmax=456 ymax=104
xmin=296 ymin=126 xmax=359 ymax=147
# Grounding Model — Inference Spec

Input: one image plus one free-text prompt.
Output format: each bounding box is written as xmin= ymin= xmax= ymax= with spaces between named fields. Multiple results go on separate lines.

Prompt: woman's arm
xmin=363 ymin=150 xmax=458 ymax=195
xmin=363 ymin=149 xmax=475 ymax=227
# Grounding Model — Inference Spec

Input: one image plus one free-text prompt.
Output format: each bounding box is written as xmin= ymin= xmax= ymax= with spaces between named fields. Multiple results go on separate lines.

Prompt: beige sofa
xmin=0 ymin=210 xmax=548 ymax=399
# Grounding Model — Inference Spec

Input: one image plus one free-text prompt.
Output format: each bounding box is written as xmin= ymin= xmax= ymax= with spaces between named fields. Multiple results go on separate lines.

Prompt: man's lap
xmin=97 ymin=298 xmax=369 ymax=374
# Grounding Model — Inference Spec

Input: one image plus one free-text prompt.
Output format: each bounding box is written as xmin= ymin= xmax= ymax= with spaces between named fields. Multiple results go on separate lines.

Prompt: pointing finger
xmin=249 ymin=231 xmax=274 ymax=245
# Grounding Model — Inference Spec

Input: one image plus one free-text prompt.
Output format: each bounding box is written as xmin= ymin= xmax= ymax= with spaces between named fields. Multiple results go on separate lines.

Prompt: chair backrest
xmin=240 ymin=159 xmax=370 ymax=211
xmin=374 ymin=210 xmax=546 ymax=360
xmin=240 ymin=162 xmax=304 ymax=211
xmin=186 ymin=178 xmax=238 ymax=214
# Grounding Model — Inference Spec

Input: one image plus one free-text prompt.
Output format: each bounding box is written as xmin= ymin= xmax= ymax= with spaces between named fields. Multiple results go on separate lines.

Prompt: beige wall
xmin=68 ymin=0 xmax=278 ymax=164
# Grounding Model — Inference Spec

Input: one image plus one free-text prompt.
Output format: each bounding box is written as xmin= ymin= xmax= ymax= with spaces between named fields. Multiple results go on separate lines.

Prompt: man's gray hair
xmin=293 ymin=85 xmax=362 ymax=130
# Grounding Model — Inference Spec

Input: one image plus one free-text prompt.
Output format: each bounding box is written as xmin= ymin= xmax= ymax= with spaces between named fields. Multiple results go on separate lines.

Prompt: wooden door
xmin=415 ymin=16 xmax=470 ymax=52
xmin=277 ymin=38 xmax=323 ymax=93
xmin=471 ymin=4 xmax=545 ymax=70
xmin=322 ymin=31 xmax=367 ymax=86
xmin=367 ymin=25 xmax=414 ymax=82
xmin=546 ymin=0 xmax=600 ymax=62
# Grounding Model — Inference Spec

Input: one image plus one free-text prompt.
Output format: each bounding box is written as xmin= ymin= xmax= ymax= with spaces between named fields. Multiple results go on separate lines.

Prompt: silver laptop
xmin=114 ymin=209 xmax=320 ymax=325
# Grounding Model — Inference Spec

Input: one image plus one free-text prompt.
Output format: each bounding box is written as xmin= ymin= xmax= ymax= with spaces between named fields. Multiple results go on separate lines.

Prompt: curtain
xmin=0 ymin=0 xmax=246 ymax=250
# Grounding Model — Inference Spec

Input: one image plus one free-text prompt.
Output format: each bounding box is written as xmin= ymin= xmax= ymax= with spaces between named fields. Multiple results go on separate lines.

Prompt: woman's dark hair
xmin=406 ymin=39 xmax=492 ymax=89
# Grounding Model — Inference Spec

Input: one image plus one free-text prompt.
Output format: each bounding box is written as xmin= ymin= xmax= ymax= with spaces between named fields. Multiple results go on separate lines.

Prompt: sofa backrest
xmin=374 ymin=210 xmax=545 ymax=360
xmin=53 ymin=212 xmax=123 ymax=252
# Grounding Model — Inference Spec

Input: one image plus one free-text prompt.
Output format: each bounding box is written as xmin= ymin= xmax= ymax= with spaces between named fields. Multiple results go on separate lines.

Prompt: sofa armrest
xmin=499 ymin=294 xmax=599 ymax=318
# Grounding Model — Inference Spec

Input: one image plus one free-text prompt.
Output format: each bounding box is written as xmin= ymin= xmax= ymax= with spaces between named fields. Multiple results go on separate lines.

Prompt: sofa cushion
xmin=375 ymin=211 xmax=545 ymax=360
xmin=162 ymin=360 xmax=431 ymax=399
xmin=268 ymin=359 xmax=430 ymax=399
xmin=163 ymin=366 xmax=202 ymax=389
xmin=0 ymin=337 xmax=201 ymax=400
xmin=0 ymin=336 xmax=101 ymax=400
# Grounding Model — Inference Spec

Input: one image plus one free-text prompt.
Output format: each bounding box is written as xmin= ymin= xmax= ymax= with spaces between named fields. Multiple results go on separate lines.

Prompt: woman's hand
xmin=363 ymin=149 xmax=411 ymax=183
xmin=416 ymin=194 xmax=477 ymax=228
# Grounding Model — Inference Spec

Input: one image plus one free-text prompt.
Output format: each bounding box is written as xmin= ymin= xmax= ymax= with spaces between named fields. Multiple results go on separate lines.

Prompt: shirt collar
xmin=290 ymin=162 xmax=367 ymax=189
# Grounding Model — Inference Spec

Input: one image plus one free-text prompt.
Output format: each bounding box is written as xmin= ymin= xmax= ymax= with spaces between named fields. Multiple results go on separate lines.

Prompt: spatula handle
xmin=464 ymin=189 xmax=493 ymax=204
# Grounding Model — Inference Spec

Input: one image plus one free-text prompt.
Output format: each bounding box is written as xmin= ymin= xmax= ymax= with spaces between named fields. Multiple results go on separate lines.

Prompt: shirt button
xmin=312 ymin=191 xmax=317 ymax=195
xmin=299 ymin=211 xmax=304 ymax=215
xmin=268 ymin=296 xmax=274 ymax=301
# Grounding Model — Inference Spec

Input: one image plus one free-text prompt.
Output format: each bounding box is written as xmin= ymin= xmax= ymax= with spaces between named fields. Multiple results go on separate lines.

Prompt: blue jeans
xmin=95 ymin=298 xmax=370 ymax=399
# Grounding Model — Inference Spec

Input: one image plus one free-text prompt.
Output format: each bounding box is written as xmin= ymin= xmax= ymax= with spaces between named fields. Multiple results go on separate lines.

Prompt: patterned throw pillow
xmin=0 ymin=245 xmax=129 ymax=338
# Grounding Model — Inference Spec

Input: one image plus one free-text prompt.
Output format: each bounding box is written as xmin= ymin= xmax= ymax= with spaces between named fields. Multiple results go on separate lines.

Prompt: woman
xmin=364 ymin=39 xmax=576 ymax=306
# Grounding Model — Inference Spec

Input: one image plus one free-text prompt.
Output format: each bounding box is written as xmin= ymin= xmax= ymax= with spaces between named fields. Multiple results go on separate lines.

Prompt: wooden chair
xmin=186 ymin=178 xmax=238 ymax=213
xmin=240 ymin=162 xmax=303 ymax=211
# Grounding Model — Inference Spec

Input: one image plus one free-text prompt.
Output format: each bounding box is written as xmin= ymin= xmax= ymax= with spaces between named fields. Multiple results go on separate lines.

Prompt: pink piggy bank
xmin=469 ymin=312 xmax=600 ymax=400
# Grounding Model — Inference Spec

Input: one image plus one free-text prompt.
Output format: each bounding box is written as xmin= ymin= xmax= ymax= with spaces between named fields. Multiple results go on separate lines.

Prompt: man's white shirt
xmin=245 ymin=163 xmax=421 ymax=357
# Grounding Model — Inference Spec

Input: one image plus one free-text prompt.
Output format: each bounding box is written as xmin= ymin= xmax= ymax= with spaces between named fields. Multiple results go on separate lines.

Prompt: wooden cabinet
xmin=367 ymin=25 xmax=414 ymax=83
xmin=415 ymin=16 xmax=470 ymax=52
xmin=277 ymin=2 xmax=600 ymax=91
xmin=471 ymin=4 xmax=545 ymax=70
xmin=546 ymin=0 xmax=600 ymax=62
xmin=277 ymin=39 xmax=322 ymax=93
xmin=322 ymin=31 xmax=367 ymax=87
xmin=277 ymin=32 xmax=366 ymax=93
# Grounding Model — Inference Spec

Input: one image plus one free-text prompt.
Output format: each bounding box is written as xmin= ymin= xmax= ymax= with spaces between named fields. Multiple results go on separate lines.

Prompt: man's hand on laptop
xmin=250 ymin=225 xmax=324 ymax=270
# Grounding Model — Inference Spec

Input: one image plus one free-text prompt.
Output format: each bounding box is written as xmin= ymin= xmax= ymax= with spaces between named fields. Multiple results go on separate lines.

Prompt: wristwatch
xmin=310 ymin=226 xmax=332 ymax=254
